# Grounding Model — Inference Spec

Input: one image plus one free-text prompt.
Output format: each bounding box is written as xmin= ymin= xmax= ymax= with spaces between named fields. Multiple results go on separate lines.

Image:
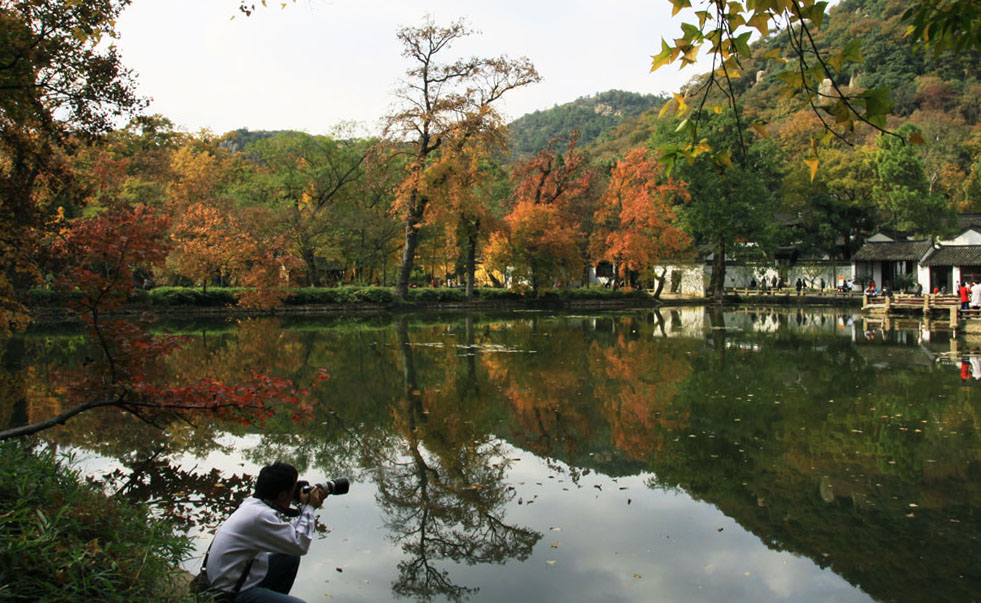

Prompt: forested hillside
xmin=506 ymin=90 xmax=667 ymax=158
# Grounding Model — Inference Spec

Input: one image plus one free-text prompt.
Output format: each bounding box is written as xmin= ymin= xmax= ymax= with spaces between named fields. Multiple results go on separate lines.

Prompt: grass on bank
xmin=0 ymin=441 xmax=197 ymax=602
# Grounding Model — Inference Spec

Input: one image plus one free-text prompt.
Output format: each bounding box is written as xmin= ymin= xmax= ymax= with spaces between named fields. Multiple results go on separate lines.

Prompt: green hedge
xmin=27 ymin=284 xmax=651 ymax=309
xmin=148 ymin=287 xmax=242 ymax=307
xmin=285 ymin=286 xmax=395 ymax=305
xmin=0 ymin=442 xmax=194 ymax=601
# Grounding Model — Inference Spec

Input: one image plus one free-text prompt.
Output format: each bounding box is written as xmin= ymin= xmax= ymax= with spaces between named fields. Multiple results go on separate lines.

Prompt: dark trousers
xmin=234 ymin=554 xmax=303 ymax=603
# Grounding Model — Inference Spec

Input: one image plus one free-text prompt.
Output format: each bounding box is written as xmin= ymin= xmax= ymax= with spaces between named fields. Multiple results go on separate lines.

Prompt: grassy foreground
xmin=0 ymin=442 xmax=196 ymax=602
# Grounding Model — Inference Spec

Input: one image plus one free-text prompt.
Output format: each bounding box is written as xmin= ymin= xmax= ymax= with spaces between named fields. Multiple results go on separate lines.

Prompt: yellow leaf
xmin=715 ymin=149 xmax=733 ymax=168
xmin=748 ymin=12 xmax=770 ymax=35
xmin=750 ymin=122 xmax=769 ymax=138
xmin=671 ymin=0 xmax=693 ymax=17
xmin=658 ymin=99 xmax=676 ymax=119
xmin=804 ymin=157 xmax=819 ymax=182
xmin=682 ymin=44 xmax=702 ymax=65
xmin=673 ymin=92 xmax=688 ymax=116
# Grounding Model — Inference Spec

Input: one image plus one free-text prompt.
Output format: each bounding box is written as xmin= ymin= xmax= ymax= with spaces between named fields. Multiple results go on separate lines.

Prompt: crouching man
xmin=205 ymin=461 xmax=325 ymax=603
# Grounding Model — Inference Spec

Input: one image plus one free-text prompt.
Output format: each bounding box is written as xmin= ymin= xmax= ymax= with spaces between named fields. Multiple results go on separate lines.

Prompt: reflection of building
xmin=853 ymin=215 xmax=981 ymax=292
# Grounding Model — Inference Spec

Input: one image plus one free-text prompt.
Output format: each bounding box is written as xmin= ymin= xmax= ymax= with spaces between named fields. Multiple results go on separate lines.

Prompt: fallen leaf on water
xmin=717 ymin=528 xmax=724 ymax=532
xmin=627 ymin=499 xmax=632 ymax=505
xmin=909 ymin=503 xmax=919 ymax=508
xmin=905 ymin=513 xmax=916 ymax=518
xmin=550 ymin=527 xmax=561 ymax=531
xmin=551 ymin=543 xmax=559 ymax=548
xmin=546 ymin=560 xmax=556 ymax=565
xmin=336 ymin=568 xmax=343 ymax=573
xmin=593 ymin=485 xmax=602 ymax=491
xmin=633 ymin=574 xmax=643 ymax=579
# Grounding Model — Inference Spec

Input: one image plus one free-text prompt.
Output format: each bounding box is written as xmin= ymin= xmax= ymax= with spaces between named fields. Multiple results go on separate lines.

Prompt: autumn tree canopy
xmin=385 ymin=17 xmax=540 ymax=299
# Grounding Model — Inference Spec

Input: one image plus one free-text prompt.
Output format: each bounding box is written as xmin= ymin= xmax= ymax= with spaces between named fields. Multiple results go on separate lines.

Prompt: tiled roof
xmin=921 ymin=245 xmax=981 ymax=266
xmin=957 ymin=214 xmax=981 ymax=232
xmin=852 ymin=240 xmax=932 ymax=262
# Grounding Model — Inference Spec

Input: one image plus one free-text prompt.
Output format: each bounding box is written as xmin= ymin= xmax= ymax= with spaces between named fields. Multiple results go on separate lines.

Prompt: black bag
xmin=189 ymin=541 xmax=254 ymax=602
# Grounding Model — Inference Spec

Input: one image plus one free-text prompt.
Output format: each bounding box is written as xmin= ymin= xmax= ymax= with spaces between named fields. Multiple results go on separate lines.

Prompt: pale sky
xmin=114 ymin=0 xmax=703 ymax=136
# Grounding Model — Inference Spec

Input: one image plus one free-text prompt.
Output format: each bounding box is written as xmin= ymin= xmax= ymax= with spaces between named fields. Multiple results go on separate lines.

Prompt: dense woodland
xmin=1 ymin=2 xmax=979 ymax=594
xmin=2 ymin=0 xmax=981 ymax=329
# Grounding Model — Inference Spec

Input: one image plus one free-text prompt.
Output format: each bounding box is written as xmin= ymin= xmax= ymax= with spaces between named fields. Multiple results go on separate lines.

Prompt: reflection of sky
xmin=70 ymin=433 xmax=870 ymax=602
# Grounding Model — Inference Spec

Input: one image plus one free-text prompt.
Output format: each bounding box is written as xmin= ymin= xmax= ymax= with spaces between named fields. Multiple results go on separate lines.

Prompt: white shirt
xmin=205 ymin=497 xmax=317 ymax=593
xmin=972 ymin=283 xmax=981 ymax=307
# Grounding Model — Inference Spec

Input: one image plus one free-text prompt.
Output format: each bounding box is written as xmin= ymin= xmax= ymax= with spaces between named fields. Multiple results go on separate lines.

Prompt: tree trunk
xmin=652 ymin=268 xmax=666 ymax=299
xmin=710 ymin=235 xmax=726 ymax=300
xmin=301 ymin=247 xmax=321 ymax=288
xmin=465 ymin=230 xmax=477 ymax=300
xmin=395 ymin=207 xmax=423 ymax=299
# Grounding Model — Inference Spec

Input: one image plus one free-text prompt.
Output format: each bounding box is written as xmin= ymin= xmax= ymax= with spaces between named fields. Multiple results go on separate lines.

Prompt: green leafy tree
xmin=238 ymin=132 xmax=367 ymax=286
xmin=873 ymin=123 xmax=956 ymax=236
xmin=657 ymin=110 xmax=782 ymax=298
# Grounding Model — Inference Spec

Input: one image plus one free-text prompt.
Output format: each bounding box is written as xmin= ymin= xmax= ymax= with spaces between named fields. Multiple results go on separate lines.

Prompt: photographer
xmin=203 ymin=462 xmax=325 ymax=603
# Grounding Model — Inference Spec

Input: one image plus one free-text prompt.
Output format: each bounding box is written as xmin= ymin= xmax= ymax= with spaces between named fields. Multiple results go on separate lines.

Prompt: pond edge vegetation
xmin=0 ymin=441 xmax=195 ymax=602
xmin=27 ymin=285 xmax=860 ymax=321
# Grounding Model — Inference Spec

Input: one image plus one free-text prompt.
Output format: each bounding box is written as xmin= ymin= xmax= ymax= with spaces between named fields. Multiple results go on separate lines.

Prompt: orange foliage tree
xmin=421 ymin=114 xmax=510 ymax=298
xmin=230 ymin=207 xmax=304 ymax=310
xmin=386 ymin=18 xmax=539 ymax=299
xmin=167 ymin=200 xmax=245 ymax=291
xmin=590 ymin=148 xmax=690 ymax=292
xmin=0 ymin=203 xmax=314 ymax=440
xmin=484 ymin=134 xmax=593 ymax=294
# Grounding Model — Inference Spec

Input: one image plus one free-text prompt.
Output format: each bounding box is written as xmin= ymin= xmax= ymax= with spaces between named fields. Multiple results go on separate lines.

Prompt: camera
xmin=293 ymin=477 xmax=350 ymax=502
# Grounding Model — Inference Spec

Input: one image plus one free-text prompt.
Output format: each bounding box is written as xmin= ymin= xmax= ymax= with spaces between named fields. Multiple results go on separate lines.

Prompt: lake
xmin=5 ymin=306 xmax=980 ymax=602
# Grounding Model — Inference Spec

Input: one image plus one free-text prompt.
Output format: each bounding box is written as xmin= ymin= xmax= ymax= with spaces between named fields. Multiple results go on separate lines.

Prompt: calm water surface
xmin=6 ymin=307 xmax=980 ymax=602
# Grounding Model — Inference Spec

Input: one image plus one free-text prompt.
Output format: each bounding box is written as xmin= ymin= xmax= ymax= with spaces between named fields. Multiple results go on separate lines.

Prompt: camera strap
xmin=199 ymin=539 xmax=256 ymax=595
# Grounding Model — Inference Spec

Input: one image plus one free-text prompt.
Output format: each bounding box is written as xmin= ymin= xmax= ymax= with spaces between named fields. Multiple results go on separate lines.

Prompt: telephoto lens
xmin=321 ymin=477 xmax=350 ymax=495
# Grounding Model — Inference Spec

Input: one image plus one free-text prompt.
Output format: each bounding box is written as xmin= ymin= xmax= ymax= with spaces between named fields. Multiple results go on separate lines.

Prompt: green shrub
xmin=555 ymin=286 xmax=647 ymax=300
xmin=148 ymin=287 xmax=240 ymax=307
xmin=472 ymin=287 xmax=522 ymax=300
xmin=408 ymin=287 xmax=467 ymax=302
xmin=0 ymin=442 xmax=194 ymax=601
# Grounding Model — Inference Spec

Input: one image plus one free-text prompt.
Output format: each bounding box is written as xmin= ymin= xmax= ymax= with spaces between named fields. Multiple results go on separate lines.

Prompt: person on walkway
xmin=971 ymin=280 xmax=981 ymax=309
xmin=960 ymin=281 xmax=970 ymax=310
xmin=795 ymin=278 xmax=803 ymax=295
xmin=205 ymin=462 xmax=326 ymax=602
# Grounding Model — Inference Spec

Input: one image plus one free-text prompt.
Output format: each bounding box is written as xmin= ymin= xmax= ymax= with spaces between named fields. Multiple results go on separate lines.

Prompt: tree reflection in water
xmin=371 ymin=318 xmax=540 ymax=601
xmin=5 ymin=309 xmax=981 ymax=601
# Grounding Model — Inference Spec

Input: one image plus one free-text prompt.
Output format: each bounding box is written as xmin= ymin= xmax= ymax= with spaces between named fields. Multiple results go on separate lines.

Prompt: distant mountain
xmin=506 ymin=90 xmax=668 ymax=159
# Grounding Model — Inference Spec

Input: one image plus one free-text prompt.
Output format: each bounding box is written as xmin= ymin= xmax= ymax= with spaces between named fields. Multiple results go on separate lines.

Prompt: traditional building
xmin=852 ymin=215 xmax=981 ymax=292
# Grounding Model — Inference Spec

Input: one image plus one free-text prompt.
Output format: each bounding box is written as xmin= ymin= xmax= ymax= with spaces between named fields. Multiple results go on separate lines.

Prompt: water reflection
xmin=3 ymin=308 xmax=979 ymax=601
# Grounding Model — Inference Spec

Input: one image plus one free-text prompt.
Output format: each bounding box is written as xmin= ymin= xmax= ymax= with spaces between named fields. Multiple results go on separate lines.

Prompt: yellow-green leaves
xmin=828 ymin=39 xmax=862 ymax=72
